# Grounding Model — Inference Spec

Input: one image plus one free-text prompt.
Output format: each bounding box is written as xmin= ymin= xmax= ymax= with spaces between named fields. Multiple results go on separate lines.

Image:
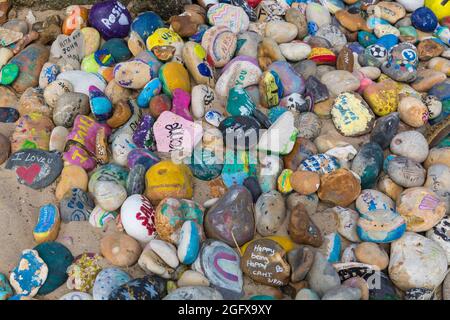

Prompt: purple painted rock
xmin=127 ymin=148 xmax=160 ymax=170
xmin=132 ymin=115 xmax=156 ymax=151
xmin=88 ymin=1 xmax=132 ymax=40
xmin=172 ymin=88 xmax=192 ymax=121
xmin=268 ymin=61 xmax=305 ymax=96
xmin=10 ymin=44 xmax=50 ymax=94
xmin=0 ymin=107 xmax=19 ymax=123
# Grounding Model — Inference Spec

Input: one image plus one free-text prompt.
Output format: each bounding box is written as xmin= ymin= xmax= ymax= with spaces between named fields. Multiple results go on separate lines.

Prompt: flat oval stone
xmin=201 ymin=26 xmax=237 ymax=68
xmin=199 ymin=240 xmax=244 ymax=299
xmin=318 ymin=168 xmax=361 ymax=207
xmin=357 ymin=209 xmax=406 ymax=243
xmin=33 ymin=204 xmax=60 ymax=244
xmin=288 ymin=203 xmax=323 ymax=247
xmin=207 ymin=3 xmax=249 ymax=33
xmin=255 ymin=191 xmax=286 ymax=237
xmin=53 ymin=92 xmax=90 ymax=128
xmin=396 ymin=187 xmax=446 ymax=232
xmin=114 ymin=60 xmax=152 ymax=90
xmin=424 ymin=164 xmax=450 ymax=208
xmin=6 ymin=150 xmax=63 ymax=189
xmin=389 ymin=232 xmax=447 ymax=291
xmin=121 ymin=194 xmax=157 ymax=243
xmin=88 ymin=0 xmax=131 ymax=40
xmin=387 ymin=156 xmax=426 ymax=188
xmin=66 ymin=253 xmax=102 ymax=292
xmin=390 ymin=130 xmax=429 ymax=163
xmin=34 ymin=242 xmax=73 ymax=295
xmin=356 ymin=189 xmax=395 ymax=216
xmin=94 ymin=180 xmax=127 ymax=212
xmin=100 ymin=233 xmax=141 ymax=267
xmin=306 ymin=252 xmax=341 ymax=297
xmin=205 ymin=185 xmax=255 ymax=247
xmin=60 ymin=188 xmax=95 ymax=222
xmin=10 ymin=249 xmax=48 ymax=298
xmin=351 ymin=142 xmax=384 ymax=189
xmin=88 ymin=163 xmax=128 ymax=193
xmin=92 ymin=268 xmax=131 ymax=300
xmin=241 ymin=238 xmax=290 ymax=287
xmin=299 ymin=154 xmax=341 ymax=176
xmin=331 ymin=92 xmax=375 ymax=137
xmin=159 ymin=61 xmax=191 ymax=97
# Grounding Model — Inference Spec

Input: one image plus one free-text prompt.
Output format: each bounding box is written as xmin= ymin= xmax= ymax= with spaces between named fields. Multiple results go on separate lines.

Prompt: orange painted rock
xmin=290 ymin=171 xmax=320 ymax=195
xmin=318 ymin=168 xmax=361 ymax=207
xmin=11 ymin=113 xmax=54 ymax=153
xmin=62 ymin=5 xmax=89 ymax=35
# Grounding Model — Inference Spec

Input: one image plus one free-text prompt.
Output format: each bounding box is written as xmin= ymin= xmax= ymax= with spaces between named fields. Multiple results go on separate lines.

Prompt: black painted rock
xmin=0 ymin=107 xmax=19 ymax=123
xmin=351 ymin=142 xmax=384 ymax=189
xmin=109 ymin=276 xmax=166 ymax=300
xmin=126 ymin=163 xmax=146 ymax=196
xmin=243 ymin=176 xmax=262 ymax=203
xmin=219 ymin=116 xmax=261 ymax=151
xmin=5 ymin=149 xmax=63 ymax=189
xmin=60 ymin=188 xmax=95 ymax=222
xmin=204 ymin=185 xmax=255 ymax=247
xmin=370 ymin=112 xmax=400 ymax=149
xmin=305 ymin=76 xmax=329 ymax=103
xmin=252 ymin=109 xmax=272 ymax=129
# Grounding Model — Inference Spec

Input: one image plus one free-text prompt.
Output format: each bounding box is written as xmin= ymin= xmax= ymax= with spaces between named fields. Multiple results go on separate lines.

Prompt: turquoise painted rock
xmin=227 ymin=86 xmax=256 ymax=116
xmin=10 ymin=249 xmax=48 ymax=297
xmin=351 ymin=142 xmax=384 ymax=189
xmin=109 ymin=276 xmax=166 ymax=300
xmin=93 ymin=268 xmax=131 ymax=300
xmin=0 ymin=273 xmax=13 ymax=300
xmin=299 ymin=154 xmax=341 ymax=175
xmin=131 ymin=11 xmax=164 ymax=43
xmin=219 ymin=116 xmax=260 ymax=151
xmin=185 ymin=148 xmax=223 ymax=181
xmin=204 ymin=186 xmax=255 ymax=247
xmin=101 ymin=38 xmax=132 ymax=63
xmin=267 ymin=106 xmax=288 ymax=123
xmin=0 ymin=63 xmax=19 ymax=85
xmin=88 ymin=163 xmax=129 ymax=193
xmin=322 ymin=233 xmax=341 ymax=263
xmin=89 ymin=85 xmax=112 ymax=123
xmin=357 ymin=209 xmax=406 ymax=243
xmin=137 ymin=78 xmax=162 ymax=108
xmin=358 ymin=31 xmax=377 ymax=47
xmin=177 ymin=220 xmax=201 ymax=265
xmin=34 ymin=242 xmax=74 ymax=295
xmin=221 ymin=149 xmax=257 ymax=188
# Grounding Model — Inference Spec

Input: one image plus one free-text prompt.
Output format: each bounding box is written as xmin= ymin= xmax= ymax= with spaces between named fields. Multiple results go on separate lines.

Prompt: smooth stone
xmin=101 ymin=38 xmax=131 ymax=62
xmin=370 ymin=112 xmax=400 ymax=149
xmin=363 ymin=79 xmax=399 ymax=116
xmin=48 ymin=126 xmax=68 ymax=152
xmin=145 ymin=161 xmax=194 ymax=204
xmin=11 ymin=112 xmax=54 ymax=152
xmin=53 ymin=92 xmax=90 ymax=128
xmin=378 ymin=175 xmax=404 ymax=201
xmin=33 ymin=204 xmax=60 ymax=244
xmin=285 ymin=8 xmax=308 ymax=40
xmin=136 ymin=78 xmax=162 ymax=109
xmin=10 ymin=249 xmax=48 ymax=297
xmin=288 ymin=246 xmax=314 ymax=283
xmin=304 ymin=76 xmax=329 ymax=104
xmin=299 ymin=153 xmax=341 ymax=176
xmin=411 ymin=7 xmax=438 ymax=32
xmin=336 ymin=10 xmax=370 ymax=32
xmin=241 ymin=238 xmax=290 ymax=287
xmin=318 ymin=168 xmax=361 ymax=207
xmin=57 ymin=71 xmax=107 ymax=96
xmin=306 ymin=252 xmax=341 ymax=297
xmin=258 ymin=111 xmax=298 ymax=155
xmin=89 ymin=206 xmax=117 ymax=228
xmin=164 ymin=286 xmax=223 ymax=300
xmin=387 ymin=156 xmax=426 ymax=188
xmin=227 ymin=86 xmax=256 ymax=116
xmin=191 ymin=85 xmax=216 ymax=119
xmin=321 ymin=70 xmax=360 ymax=96
xmin=424 ymin=147 xmax=450 ymax=169
xmin=268 ymin=61 xmax=305 ymax=96
xmin=306 ymin=3 xmax=332 ymax=29
xmin=235 ymin=31 xmax=261 ymax=58
xmin=265 ymin=21 xmax=298 ymax=44
xmin=178 ymin=271 xmax=209 ymax=288
xmin=428 ymin=57 xmax=450 ymax=76
xmin=321 ymin=232 xmax=342 ymax=263
xmin=88 ymin=163 xmax=128 ymax=193
xmin=316 ymin=24 xmax=347 ymax=53
xmin=390 ymin=130 xmax=429 ymax=163
xmin=114 ymin=60 xmax=152 ymax=90
xmin=290 ymin=171 xmax=320 ymax=195
xmin=100 ymin=233 xmax=142 ymax=267
xmin=381 ymin=59 xmax=417 ymax=83
xmin=121 ymin=194 xmax=157 ymax=243
xmin=357 ymin=207 xmax=407 ymax=244
xmin=255 ymin=191 xmax=286 ymax=237
xmin=412 ymin=69 xmax=447 ymax=92
xmin=356 ymin=189 xmax=395 ymax=216
xmin=60 ymin=188 xmax=95 ymax=222
xmin=205 ymin=185 xmax=255 ymax=247
xmin=289 ymin=203 xmax=323 ymax=247
xmin=55 ymin=165 xmax=88 ymax=201
xmin=0 ymin=107 xmax=19 ymax=123
xmin=182 ymin=41 xmax=215 ymax=86
xmin=325 ymin=144 xmax=358 ymax=169
xmin=149 ymin=94 xmax=172 ymax=119
xmin=178 ymin=220 xmax=201 ymax=265
xmin=259 ymin=70 xmax=284 ymax=108
xmin=297 ymin=112 xmax=322 ymax=140
xmin=111 ymin=133 xmax=137 ymax=166
xmin=426 ymin=216 xmax=450 ymax=263
xmin=207 ymin=3 xmax=250 ymax=33
xmin=154 ymin=198 xmax=203 ymax=245
xmin=6 ymin=149 xmax=62 ymax=189
xmin=283 ymin=138 xmax=317 ymax=172
xmin=429 ymin=80 xmax=450 ymax=101
xmin=397 ymin=187 xmax=446 ymax=232
xmin=92 ymin=268 xmax=131 ymax=300
xmin=389 ymin=232 xmax=447 ymax=291
xmin=126 ymin=164 xmax=146 ymax=195
xmin=138 ymin=240 xmax=179 ymax=278
xmin=355 ymin=242 xmax=389 ymax=270
xmin=333 ymin=206 xmax=360 ymax=242
xmin=94 ymin=181 xmax=127 ymax=212
xmin=425 ymin=164 xmax=450 ymax=208
xmin=351 ymin=142 xmax=384 ymax=189
xmin=88 ymin=0 xmax=131 ymax=40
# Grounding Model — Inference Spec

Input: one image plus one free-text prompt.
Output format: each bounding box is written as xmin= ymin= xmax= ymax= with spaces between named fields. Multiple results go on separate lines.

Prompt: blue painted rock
xmin=243 ymin=176 xmax=262 ymax=203
xmin=268 ymin=61 xmax=305 ymax=96
xmin=322 ymin=233 xmax=341 ymax=263
xmin=358 ymin=31 xmax=377 ymax=47
xmin=164 ymin=286 xmax=223 ymax=300
xmin=177 ymin=220 xmax=201 ymax=265
xmin=356 ymin=189 xmax=395 ymax=216
xmin=221 ymin=149 xmax=257 ymax=188
xmin=429 ymin=80 xmax=450 ymax=101
xmin=357 ymin=209 xmax=406 ymax=243
xmin=127 ymin=164 xmax=147 ymax=196
xmin=227 ymin=86 xmax=256 ymax=116
xmin=6 ymin=150 xmax=63 ymax=189
xmin=258 ymin=111 xmax=298 ymax=155
xmin=0 ymin=273 xmax=13 ymax=300
xmin=132 ymin=115 xmax=156 ymax=151
xmin=267 ymin=106 xmax=287 ymax=123
xmin=376 ymin=34 xmax=399 ymax=51
xmin=283 ymin=138 xmax=318 ymax=171
xmin=33 ymin=204 xmax=60 ymax=244
xmin=387 ymin=156 xmax=426 ymax=188
xmin=137 ymin=78 xmax=162 ymax=108
xmin=10 ymin=44 xmax=50 ymax=94
xmin=88 ymin=163 xmax=128 ymax=193
xmin=199 ymin=240 xmax=243 ymax=299
xmin=109 ymin=276 xmax=166 ymax=300
xmin=60 ymin=188 xmax=95 ymax=222
xmin=255 ymin=191 xmax=286 ymax=236
xmin=9 ymin=249 xmax=48 ymax=297
xmin=219 ymin=116 xmax=260 ymax=151
xmin=88 ymin=0 xmax=131 ymax=40
xmin=370 ymin=112 xmax=400 ymax=149
xmin=127 ymin=148 xmax=160 ymax=170
xmin=89 ymin=85 xmax=112 ymax=123
xmin=93 ymin=268 xmax=131 ymax=300
xmin=351 ymin=142 xmax=384 ymax=189
xmin=259 ymin=70 xmax=284 ymax=108
xmin=299 ymin=154 xmax=340 ymax=176
xmin=39 ymin=62 xmax=60 ymax=89
xmin=131 ymin=11 xmax=164 ymax=44
xmin=101 ymin=38 xmax=131 ymax=62
xmin=389 ymin=42 xmax=419 ymax=67
xmin=34 ymin=242 xmax=73 ymax=295
xmin=185 ymin=148 xmax=223 ymax=181
xmin=0 ymin=107 xmax=19 ymax=123
xmin=205 ymin=185 xmax=255 ymax=247
xmin=120 ymin=194 xmax=157 ymax=243
xmin=411 ymin=7 xmax=438 ymax=32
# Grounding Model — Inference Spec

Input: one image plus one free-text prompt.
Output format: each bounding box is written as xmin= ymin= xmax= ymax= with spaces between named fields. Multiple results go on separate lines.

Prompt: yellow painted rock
xmin=277 ymin=169 xmax=293 ymax=194
xmin=425 ymin=0 xmax=450 ymax=20
xmin=159 ymin=61 xmax=191 ymax=97
xmin=33 ymin=204 xmax=60 ymax=244
xmin=145 ymin=161 xmax=194 ymax=204
xmin=363 ymin=80 xmax=399 ymax=116
xmin=146 ymin=28 xmax=183 ymax=50
xmin=11 ymin=113 xmax=54 ymax=153
xmin=241 ymin=236 xmax=295 ymax=254
xmin=55 ymin=165 xmax=89 ymax=201
xmin=80 ymin=27 xmax=101 ymax=57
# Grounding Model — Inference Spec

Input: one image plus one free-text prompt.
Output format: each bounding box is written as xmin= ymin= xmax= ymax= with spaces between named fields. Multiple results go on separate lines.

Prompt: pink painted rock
xmin=153 ymin=111 xmax=203 ymax=154
xmin=63 ymin=115 xmax=111 ymax=171
xmin=171 ymin=88 xmax=192 ymax=121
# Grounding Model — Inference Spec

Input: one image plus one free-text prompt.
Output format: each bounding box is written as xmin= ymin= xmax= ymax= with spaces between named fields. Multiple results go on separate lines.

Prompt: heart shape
xmin=16 ymin=163 xmax=41 ymax=185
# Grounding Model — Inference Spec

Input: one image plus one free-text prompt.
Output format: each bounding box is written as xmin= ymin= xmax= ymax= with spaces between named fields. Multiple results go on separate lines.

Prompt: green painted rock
xmin=227 ymin=86 xmax=256 ymax=116
xmin=0 ymin=63 xmax=19 ymax=85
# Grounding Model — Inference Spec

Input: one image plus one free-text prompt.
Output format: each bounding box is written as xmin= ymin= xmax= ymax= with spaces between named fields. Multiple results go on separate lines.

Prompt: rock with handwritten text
xmin=120 ymin=194 xmax=157 ymax=243
xmin=88 ymin=1 xmax=131 ymax=40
